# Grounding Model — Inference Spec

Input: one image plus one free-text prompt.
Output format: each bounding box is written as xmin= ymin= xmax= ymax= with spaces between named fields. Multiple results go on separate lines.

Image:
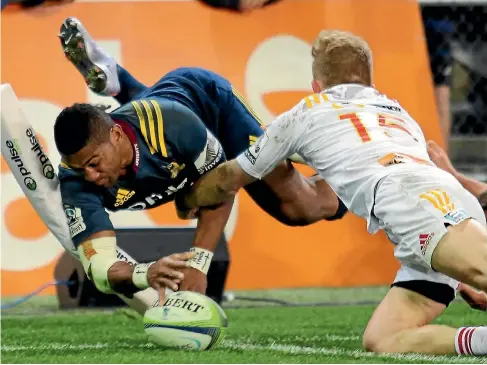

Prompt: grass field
xmin=2 ymin=287 xmax=486 ymax=363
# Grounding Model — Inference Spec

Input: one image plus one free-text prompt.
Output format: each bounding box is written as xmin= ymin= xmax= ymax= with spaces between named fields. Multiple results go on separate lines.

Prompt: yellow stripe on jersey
xmin=150 ymin=100 xmax=168 ymax=157
xmin=60 ymin=161 xmax=71 ymax=169
xmin=132 ymin=101 xmax=155 ymax=154
xmin=304 ymin=93 xmax=325 ymax=109
xmin=141 ymin=100 xmax=158 ymax=153
xmin=304 ymin=96 xmax=313 ymax=108
xmin=232 ymin=86 xmax=264 ymax=126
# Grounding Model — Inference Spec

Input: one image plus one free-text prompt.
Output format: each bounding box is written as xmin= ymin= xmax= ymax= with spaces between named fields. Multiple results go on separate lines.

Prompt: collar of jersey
xmin=113 ymin=119 xmax=140 ymax=174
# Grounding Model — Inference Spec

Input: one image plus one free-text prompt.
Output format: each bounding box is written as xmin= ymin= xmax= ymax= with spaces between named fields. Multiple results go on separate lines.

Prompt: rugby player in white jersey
xmin=177 ymin=30 xmax=487 ymax=355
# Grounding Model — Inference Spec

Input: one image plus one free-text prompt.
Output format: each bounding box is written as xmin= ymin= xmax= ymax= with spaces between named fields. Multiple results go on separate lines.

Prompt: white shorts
xmin=373 ymin=166 xmax=486 ymax=292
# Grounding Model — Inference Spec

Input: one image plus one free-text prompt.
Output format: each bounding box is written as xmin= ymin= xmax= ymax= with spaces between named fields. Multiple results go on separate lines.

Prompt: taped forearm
xmin=78 ymin=237 xmax=120 ymax=294
xmin=78 ymin=237 xmax=154 ymax=295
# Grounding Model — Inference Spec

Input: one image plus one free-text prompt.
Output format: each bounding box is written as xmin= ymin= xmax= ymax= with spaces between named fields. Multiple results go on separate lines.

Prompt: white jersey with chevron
xmin=238 ymin=84 xmax=433 ymax=232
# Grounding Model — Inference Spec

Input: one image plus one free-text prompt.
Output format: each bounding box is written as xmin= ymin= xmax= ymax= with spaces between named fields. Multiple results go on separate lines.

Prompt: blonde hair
xmin=311 ymin=30 xmax=373 ymax=89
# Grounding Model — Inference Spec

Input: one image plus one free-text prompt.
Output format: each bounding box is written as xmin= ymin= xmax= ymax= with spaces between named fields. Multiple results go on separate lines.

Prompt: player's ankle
xmin=455 ymin=327 xmax=487 ymax=355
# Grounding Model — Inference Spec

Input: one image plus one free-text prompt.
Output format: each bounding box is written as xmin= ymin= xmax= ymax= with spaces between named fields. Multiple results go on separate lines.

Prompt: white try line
xmin=1 ymin=340 xmax=485 ymax=364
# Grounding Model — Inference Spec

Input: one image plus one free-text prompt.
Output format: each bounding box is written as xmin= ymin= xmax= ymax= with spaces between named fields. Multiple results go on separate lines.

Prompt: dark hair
xmin=54 ymin=103 xmax=114 ymax=155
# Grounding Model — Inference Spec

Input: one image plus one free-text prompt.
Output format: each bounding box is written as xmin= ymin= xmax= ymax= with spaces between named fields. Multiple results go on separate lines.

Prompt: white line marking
xmin=1 ymin=340 xmax=485 ymax=363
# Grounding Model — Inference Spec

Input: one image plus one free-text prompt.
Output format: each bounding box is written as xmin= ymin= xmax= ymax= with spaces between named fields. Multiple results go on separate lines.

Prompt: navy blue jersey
xmin=59 ymin=98 xmax=225 ymax=246
xmin=138 ymin=68 xmax=264 ymax=158
xmin=60 ymin=67 xmax=264 ymax=246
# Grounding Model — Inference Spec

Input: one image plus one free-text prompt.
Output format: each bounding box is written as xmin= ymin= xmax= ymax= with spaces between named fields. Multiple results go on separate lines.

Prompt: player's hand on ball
xmin=147 ymin=252 xmax=196 ymax=303
xmin=427 ymin=140 xmax=457 ymax=176
xmin=179 ymin=267 xmax=208 ymax=294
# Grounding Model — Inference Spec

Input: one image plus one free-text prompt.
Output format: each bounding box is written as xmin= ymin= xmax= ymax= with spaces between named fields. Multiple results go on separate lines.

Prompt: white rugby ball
xmin=143 ymin=291 xmax=228 ymax=351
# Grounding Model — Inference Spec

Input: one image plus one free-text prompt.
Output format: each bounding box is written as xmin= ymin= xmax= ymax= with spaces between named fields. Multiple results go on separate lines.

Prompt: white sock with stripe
xmin=455 ymin=327 xmax=487 ymax=355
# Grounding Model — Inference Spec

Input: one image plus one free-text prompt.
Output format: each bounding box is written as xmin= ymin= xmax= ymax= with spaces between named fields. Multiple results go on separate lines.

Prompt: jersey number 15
xmin=339 ymin=112 xmax=413 ymax=143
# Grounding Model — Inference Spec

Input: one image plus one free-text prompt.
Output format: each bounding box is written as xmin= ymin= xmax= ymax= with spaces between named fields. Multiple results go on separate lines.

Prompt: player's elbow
xmin=215 ymin=180 xmax=239 ymax=199
xmin=216 ymin=164 xmax=242 ymax=197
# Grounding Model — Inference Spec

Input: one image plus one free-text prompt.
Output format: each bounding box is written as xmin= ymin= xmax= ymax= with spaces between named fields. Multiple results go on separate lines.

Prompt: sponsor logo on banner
xmin=5 ymin=139 xmax=37 ymax=190
xmin=26 ymin=128 xmax=54 ymax=180
xmin=419 ymin=233 xmax=434 ymax=256
xmin=63 ymin=204 xmax=87 ymax=238
xmin=116 ymin=250 xmax=136 ymax=264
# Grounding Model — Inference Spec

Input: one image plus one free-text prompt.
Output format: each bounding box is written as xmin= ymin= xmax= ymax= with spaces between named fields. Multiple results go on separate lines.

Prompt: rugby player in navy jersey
xmin=54 ymin=17 xmax=347 ymax=300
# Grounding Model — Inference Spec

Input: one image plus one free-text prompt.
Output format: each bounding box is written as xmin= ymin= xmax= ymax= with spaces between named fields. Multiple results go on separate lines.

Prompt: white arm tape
xmin=188 ymin=247 xmax=214 ymax=275
xmin=132 ymin=262 xmax=156 ymax=290
xmin=78 ymin=237 xmax=121 ymax=294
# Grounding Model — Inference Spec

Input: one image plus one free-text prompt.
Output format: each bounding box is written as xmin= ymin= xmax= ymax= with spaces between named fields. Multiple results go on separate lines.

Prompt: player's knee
xmin=363 ymin=331 xmax=402 ymax=354
xmin=362 ymin=331 xmax=387 ymax=353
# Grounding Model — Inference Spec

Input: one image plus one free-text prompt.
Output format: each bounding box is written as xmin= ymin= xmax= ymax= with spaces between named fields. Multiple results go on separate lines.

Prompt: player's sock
xmin=114 ymin=66 xmax=148 ymax=104
xmin=455 ymin=327 xmax=487 ymax=355
xmin=59 ymin=17 xmax=120 ymax=96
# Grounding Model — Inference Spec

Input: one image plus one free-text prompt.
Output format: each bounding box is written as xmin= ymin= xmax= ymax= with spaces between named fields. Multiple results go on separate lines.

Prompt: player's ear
xmin=110 ymin=124 xmax=123 ymax=144
xmin=311 ymin=79 xmax=322 ymax=93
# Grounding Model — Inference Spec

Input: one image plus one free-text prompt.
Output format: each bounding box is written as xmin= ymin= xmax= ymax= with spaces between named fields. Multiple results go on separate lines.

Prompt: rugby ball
xmin=143 ymin=291 xmax=228 ymax=351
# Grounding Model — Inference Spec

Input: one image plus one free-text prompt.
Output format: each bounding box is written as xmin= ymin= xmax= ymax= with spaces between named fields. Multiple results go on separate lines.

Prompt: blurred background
xmin=1 ymin=0 xmax=486 ymax=311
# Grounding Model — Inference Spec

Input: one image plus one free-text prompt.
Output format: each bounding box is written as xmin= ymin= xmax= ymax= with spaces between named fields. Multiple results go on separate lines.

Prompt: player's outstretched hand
xmin=147 ymin=252 xmax=196 ymax=304
xmin=179 ymin=267 xmax=208 ymax=295
xmin=458 ymin=283 xmax=487 ymax=311
xmin=427 ymin=140 xmax=457 ymax=176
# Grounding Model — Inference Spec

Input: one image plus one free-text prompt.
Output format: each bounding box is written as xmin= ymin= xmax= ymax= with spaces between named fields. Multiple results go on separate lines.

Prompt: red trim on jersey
xmin=114 ymin=119 xmax=140 ymax=173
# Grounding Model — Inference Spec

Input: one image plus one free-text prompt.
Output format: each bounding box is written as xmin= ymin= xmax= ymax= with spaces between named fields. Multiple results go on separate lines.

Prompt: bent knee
xmin=362 ymin=332 xmax=397 ymax=354
xmin=362 ymin=330 xmax=384 ymax=353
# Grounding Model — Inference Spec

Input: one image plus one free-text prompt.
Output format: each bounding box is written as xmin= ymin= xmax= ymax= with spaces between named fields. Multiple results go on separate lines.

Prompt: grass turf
xmin=1 ymin=288 xmax=486 ymax=363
